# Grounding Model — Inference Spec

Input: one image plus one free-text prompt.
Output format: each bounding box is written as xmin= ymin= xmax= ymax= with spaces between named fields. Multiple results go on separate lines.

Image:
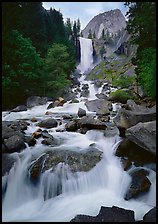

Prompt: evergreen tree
xmin=125 ymin=2 xmax=156 ymax=98
xmin=76 ymin=18 xmax=81 ymax=36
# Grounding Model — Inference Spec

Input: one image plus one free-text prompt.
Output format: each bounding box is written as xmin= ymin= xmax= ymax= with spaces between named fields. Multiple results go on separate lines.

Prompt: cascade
xmin=77 ymin=37 xmax=94 ymax=74
xmin=2 ymin=35 xmax=156 ymax=222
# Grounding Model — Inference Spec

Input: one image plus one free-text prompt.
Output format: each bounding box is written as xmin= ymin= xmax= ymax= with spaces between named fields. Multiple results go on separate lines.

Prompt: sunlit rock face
xmin=82 ymin=9 xmax=126 ymax=39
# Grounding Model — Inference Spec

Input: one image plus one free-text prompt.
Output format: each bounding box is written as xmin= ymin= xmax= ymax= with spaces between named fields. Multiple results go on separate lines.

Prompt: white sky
xmin=42 ymin=2 xmax=128 ymax=30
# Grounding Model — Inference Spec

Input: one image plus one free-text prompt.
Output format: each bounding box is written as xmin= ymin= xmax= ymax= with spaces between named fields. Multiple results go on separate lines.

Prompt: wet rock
xmin=11 ymin=105 xmax=27 ymax=112
xmin=37 ymin=118 xmax=58 ymax=128
xmin=125 ymin=169 xmax=151 ymax=200
xmin=31 ymin=117 xmax=38 ymax=122
xmin=65 ymin=120 xmax=78 ymax=132
xmin=41 ymin=138 xmax=55 ymax=145
xmin=27 ymin=96 xmax=48 ymax=108
xmin=47 ymin=102 xmax=54 ymax=109
xmin=116 ymin=139 xmax=156 ymax=165
xmin=45 ymin=111 xmax=53 ymax=115
xmin=44 ymin=147 xmax=103 ymax=173
xmin=120 ymin=157 xmax=132 ymax=171
xmin=96 ymin=107 xmax=110 ymax=116
xmin=32 ymin=131 xmax=42 ymax=139
xmin=4 ymin=135 xmax=26 ymax=153
xmin=62 ymin=114 xmax=73 ymax=120
xmin=77 ymin=108 xmax=86 ymax=118
xmin=78 ymin=116 xmax=107 ymax=131
xmin=24 ymin=136 xmax=36 ymax=147
xmin=69 ymin=99 xmax=79 ymax=103
xmin=80 ymin=89 xmax=90 ymax=97
xmin=53 ymin=97 xmax=66 ymax=107
xmin=29 ymin=154 xmax=48 ymax=182
xmin=81 ymin=84 xmax=89 ymax=90
xmin=70 ymin=206 xmax=135 ymax=222
xmin=143 ymin=207 xmax=156 ymax=222
xmin=95 ymin=93 xmax=107 ymax=99
xmin=126 ymin=121 xmax=156 ymax=155
xmin=2 ymin=154 xmax=17 ymax=176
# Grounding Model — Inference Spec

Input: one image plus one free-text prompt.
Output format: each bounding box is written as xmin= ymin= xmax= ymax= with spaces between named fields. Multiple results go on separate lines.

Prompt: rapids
xmin=2 ymin=37 xmax=156 ymax=222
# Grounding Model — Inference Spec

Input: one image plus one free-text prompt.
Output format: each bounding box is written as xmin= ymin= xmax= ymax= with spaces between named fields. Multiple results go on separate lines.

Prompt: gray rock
xmin=4 ymin=135 xmax=26 ymax=153
xmin=11 ymin=105 xmax=27 ymax=112
xmin=113 ymin=106 xmax=156 ymax=130
xmin=65 ymin=120 xmax=78 ymax=132
xmin=78 ymin=116 xmax=107 ymax=130
xmin=95 ymin=93 xmax=107 ymax=99
xmin=82 ymin=9 xmax=126 ymax=39
xmin=24 ymin=136 xmax=36 ymax=147
xmin=27 ymin=96 xmax=48 ymax=108
xmin=116 ymin=139 xmax=156 ymax=165
xmin=2 ymin=154 xmax=16 ymax=176
xmin=125 ymin=169 xmax=151 ymax=200
xmin=143 ymin=207 xmax=156 ymax=222
xmin=80 ymin=89 xmax=89 ymax=97
xmin=30 ymin=147 xmax=103 ymax=182
xmin=85 ymin=99 xmax=112 ymax=113
xmin=70 ymin=206 xmax=135 ymax=222
xmin=126 ymin=121 xmax=156 ymax=155
xmin=37 ymin=118 xmax=58 ymax=128
xmin=77 ymin=108 xmax=86 ymax=118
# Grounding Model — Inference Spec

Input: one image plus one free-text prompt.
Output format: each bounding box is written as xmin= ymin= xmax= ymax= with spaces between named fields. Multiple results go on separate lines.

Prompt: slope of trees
xmin=125 ymin=2 xmax=156 ymax=98
xmin=2 ymin=2 xmax=76 ymax=110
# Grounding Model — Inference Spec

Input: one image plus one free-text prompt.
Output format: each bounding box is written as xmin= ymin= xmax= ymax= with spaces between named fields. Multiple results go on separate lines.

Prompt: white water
xmin=77 ymin=37 xmax=94 ymax=74
xmin=2 ymin=37 xmax=156 ymax=222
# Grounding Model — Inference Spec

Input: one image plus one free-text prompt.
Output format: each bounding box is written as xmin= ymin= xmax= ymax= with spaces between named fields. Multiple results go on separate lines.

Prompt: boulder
xmin=37 ymin=118 xmax=58 ymax=128
xmin=125 ymin=169 xmax=151 ymax=200
xmin=4 ymin=135 xmax=26 ymax=153
xmin=77 ymin=108 xmax=86 ymax=117
xmin=2 ymin=154 xmax=16 ymax=176
xmin=143 ymin=207 xmax=156 ymax=222
xmin=29 ymin=154 xmax=48 ymax=183
xmin=116 ymin=139 xmax=156 ymax=165
xmin=85 ymin=99 xmax=112 ymax=113
xmin=24 ymin=136 xmax=36 ymax=147
xmin=80 ymin=89 xmax=90 ymax=97
xmin=11 ymin=105 xmax=27 ymax=112
xmin=78 ymin=116 xmax=107 ymax=131
xmin=113 ymin=105 xmax=156 ymax=131
xmin=65 ymin=120 xmax=78 ymax=132
xmin=30 ymin=147 xmax=103 ymax=182
xmin=95 ymin=93 xmax=107 ymax=99
xmin=126 ymin=121 xmax=156 ymax=155
xmin=70 ymin=206 xmax=135 ymax=222
xmin=27 ymin=96 xmax=48 ymax=108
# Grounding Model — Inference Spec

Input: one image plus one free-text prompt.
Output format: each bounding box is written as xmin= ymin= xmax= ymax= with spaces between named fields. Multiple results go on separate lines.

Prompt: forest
xmin=2 ymin=2 xmax=156 ymax=110
xmin=2 ymin=2 xmax=80 ymax=110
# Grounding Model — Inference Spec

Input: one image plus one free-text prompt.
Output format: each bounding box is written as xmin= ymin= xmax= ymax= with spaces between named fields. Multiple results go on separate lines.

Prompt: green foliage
xmin=112 ymin=75 xmax=135 ymax=88
xmin=137 ymin=48 xmax=156 ymax=98
xmin=125 ymin=2 xmax=156 ymax=99
xmin=43 ymin=43 xmax=75 ymax=97
xmin=109 ymin=89 xmax=134 ymax=102
xmin=2 ymin=30 xmax=43 ymax=108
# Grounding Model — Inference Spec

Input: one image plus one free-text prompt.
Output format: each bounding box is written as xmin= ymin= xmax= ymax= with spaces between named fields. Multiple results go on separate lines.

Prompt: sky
xmin=42 ymin=2 xmax=128 ymax=30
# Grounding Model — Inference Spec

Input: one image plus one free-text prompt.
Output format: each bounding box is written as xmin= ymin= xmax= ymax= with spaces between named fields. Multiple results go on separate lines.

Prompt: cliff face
xmin=81 ymin=9 xmax=135 ymax=59
xmin=82 ymin=9 xmax=126 ymax=39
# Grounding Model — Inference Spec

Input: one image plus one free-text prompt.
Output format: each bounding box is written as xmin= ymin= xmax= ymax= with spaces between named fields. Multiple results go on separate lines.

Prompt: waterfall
xmin=77 ymin=37 xmax=94 ymax=74
xmin=2 ymin=35 xmax=156 ymax=222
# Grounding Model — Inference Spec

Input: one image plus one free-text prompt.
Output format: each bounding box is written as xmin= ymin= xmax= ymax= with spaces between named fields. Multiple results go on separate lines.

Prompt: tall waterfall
xmin=77 ymin=37 xmax=94 ymax=74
